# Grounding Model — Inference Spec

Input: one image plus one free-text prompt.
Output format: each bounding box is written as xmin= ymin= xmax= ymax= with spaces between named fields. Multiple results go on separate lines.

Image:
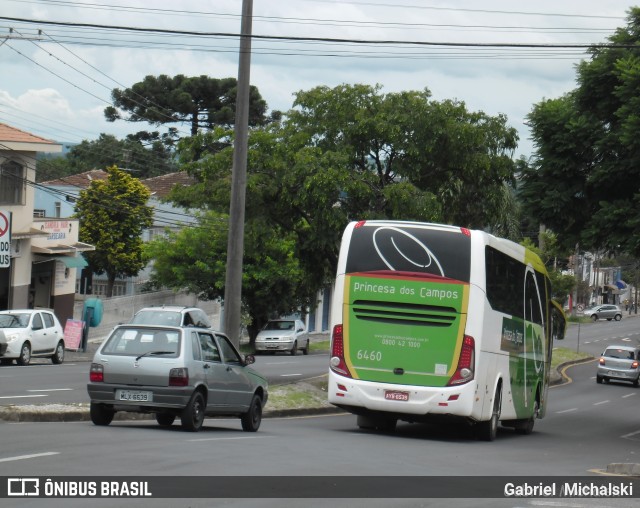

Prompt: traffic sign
xmin=0 ymin=210 xmax=11 ymax=268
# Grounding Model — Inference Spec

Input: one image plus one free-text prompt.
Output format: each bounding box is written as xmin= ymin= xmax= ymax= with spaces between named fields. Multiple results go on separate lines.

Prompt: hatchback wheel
xmin=51 ymin=341 xmax=65 ymax=364
xmin=303 ymin=340 xmax=310 ymax=355
xmin=181 ymin=391 xmax=205 ymax=432
xmin=241 ymin=394 xmax=262 ymax=432
xmin=615 ymin=314 xmax=622 ymax=321
xmin=591 ymin=315 xmax=598 ymax=322
xmin=90 ymin=403 xmax=114 ymax=426
xmin=596 ymin=375 xmax=603 ymax=384
xmin=17 ymin=342 xmax=31 ymax=366
xmin=290 ymin=341 xmax=297 ymax=356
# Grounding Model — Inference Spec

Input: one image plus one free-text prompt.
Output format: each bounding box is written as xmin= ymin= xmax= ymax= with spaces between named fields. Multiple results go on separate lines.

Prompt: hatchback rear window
xmin=604 ymin=348 xmax=636 ymax=360
xmin=102 ymin=328 xmax=180 ymax=357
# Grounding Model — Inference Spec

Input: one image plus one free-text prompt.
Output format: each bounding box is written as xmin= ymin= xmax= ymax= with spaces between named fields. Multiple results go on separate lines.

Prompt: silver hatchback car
xmin=596 ymin=345 xmax=640 ymax=387
xmin=583 ymin=304 xmax=623 ymax=322
xmin=87 ymin=325 xmax=268 ymax=432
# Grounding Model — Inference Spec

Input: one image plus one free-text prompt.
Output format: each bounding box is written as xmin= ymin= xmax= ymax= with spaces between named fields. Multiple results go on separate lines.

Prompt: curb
xmin=0 ymin=403 xmax=344 ymax=423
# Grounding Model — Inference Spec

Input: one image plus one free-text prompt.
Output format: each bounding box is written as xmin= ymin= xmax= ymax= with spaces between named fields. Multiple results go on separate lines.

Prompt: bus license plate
xmin=384 ymin=390 xmax=409 ymax=401
xmin=117 ymin=390 xmax=152 ymax=402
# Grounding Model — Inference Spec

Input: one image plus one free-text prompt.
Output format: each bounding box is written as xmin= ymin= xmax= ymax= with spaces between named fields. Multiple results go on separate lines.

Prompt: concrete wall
xmin=73 ymin=290 xmax=222 ymax=339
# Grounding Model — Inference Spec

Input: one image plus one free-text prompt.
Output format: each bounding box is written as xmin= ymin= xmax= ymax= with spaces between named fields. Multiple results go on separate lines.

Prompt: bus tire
xmin=476 ymin=388 xmax=501 ymax=441
xmin=515 ymin=399 xmax=539 ymax=435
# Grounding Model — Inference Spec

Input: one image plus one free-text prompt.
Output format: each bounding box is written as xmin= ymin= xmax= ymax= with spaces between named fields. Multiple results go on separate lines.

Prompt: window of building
xmin=34 ymin=209 xmax=46 ymax=218
xmin=0 ymin=161 xmax=25 ymax=205
xmin=54 ymin=201 xmax=61 ymax=218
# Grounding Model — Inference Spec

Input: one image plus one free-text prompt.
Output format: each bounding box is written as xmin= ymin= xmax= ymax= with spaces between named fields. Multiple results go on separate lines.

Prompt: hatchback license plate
xmin=384 ymin=390 xmax=409 ymax=401
xmin=117 ymin=390 xmax=152 ymax=402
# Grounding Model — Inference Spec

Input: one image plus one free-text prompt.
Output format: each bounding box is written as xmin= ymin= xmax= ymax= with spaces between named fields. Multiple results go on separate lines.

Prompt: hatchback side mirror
xmin=244 ymin=354 xmax=255 ymax=365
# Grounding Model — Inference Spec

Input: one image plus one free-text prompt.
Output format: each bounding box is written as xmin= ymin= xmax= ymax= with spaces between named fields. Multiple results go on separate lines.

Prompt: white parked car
xmin=254 ymin=319 xmax=310 ymax=356
xmin=0 ymin=309 xmax=66 ymax=365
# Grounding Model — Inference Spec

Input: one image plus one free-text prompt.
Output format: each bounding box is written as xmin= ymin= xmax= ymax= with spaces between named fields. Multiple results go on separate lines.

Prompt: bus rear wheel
xmin=476 ymin=388 xmax=501 ymax=441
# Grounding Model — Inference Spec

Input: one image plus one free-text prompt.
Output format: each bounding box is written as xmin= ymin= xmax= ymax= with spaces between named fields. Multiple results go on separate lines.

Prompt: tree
xmin=104 ymin=75 xmax=269 ymax=137
xmin=146 ymin=213 xmax=312 ymax=342
xmin=286 ymin=84 xmax=519 ymax=229
xmin=520 ymin=8 xmax=640 ymax=256
xmin=37 ymin=134 xmax=177 ymax=181
xmin=74 ymin=166 xmax=154 ymax=297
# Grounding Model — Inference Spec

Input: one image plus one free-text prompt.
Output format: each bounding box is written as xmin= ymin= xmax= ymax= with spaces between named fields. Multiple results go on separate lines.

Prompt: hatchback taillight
xmin=169 ymin=368 xmax=189 ymax=386
xmin=89 ymin=363 xmax=104 ymax=383
xmin=632 ymin=361 xmax=639 ymax=369
xmin=599 ymin=357 xmax=605 ymax=365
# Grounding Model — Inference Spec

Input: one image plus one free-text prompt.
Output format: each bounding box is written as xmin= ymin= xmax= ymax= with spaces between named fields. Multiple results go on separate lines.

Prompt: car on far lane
xmin=0 ymin=309 xmax=65 ymax=366
xmin=130 ymin=306 xmax=212 ymax=328
xmin=582 ymin=304 xmax=622 ymax=322
xmin=254 ymin=319 xmax=310 ymax=356
xmin=596 ymin=345 xmax=640 ymax=387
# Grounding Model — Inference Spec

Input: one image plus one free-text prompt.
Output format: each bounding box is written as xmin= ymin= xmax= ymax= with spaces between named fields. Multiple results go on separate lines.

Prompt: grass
xmin=551 ymin=346 xmax=594 ymax=370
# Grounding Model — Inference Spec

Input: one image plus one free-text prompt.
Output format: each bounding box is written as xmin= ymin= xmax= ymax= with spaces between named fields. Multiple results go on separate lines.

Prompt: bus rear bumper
xmin=328 ymin=371 xmax=478 ymax=419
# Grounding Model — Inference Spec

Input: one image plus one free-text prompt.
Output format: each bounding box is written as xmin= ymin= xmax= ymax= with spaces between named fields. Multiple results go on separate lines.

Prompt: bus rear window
xmin=345 ymin=224 xmax=471 ymax=282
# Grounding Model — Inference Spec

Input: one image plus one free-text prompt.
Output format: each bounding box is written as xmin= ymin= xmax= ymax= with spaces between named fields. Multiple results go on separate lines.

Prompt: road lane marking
xmin=0 ymin=395 xmax=47 ymax=399
xmin=622 ymin=429 xmax=640 ymax=442
xmin=280 ymin=373 xmax=302 ymax=377
xmin=622 ymin=393 xmax=637 ymax=398
xmin=593 ymin=400 xmax=609 ymax=405
xmin=0 ymin=452 xmax=60 ymax=463
xmin=27 ymin=388 xmax=73 ymax=392
xmin=555 ymin=408 xmax=578 ymax=414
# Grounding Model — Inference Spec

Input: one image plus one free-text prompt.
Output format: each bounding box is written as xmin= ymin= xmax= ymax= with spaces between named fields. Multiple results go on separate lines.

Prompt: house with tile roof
xmin=0 ymin=123 xmax=94 ymax=324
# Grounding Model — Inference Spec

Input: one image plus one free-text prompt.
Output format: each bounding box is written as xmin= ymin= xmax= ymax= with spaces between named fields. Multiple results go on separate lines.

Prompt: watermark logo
xmin=8 ymin=478 xmax=39 ymax=496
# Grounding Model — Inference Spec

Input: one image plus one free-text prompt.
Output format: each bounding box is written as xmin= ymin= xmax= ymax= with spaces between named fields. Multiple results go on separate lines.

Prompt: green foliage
xmin=146 ymin=213 xmax=311 ymax=339
xmin=74 ymin=166 xmax=154 ymax=297
xmin=105 ymin=74 xmax=269 ymax=137
xmin=520 ymin=8 xmax=640 ymax=256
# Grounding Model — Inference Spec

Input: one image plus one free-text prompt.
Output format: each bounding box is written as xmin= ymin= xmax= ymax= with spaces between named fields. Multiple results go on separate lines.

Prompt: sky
xmin=0 ymin=0 xmax=637 ymax=159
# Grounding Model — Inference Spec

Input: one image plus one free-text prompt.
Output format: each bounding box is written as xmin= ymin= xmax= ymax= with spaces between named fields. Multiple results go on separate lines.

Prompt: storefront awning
xmin=31 ymin=242 xmax=95 ymax=255
xmin=34 ymin=255 xmax=88 ymax=268
xmin=11 ymin=228 xmax=49 ymax=239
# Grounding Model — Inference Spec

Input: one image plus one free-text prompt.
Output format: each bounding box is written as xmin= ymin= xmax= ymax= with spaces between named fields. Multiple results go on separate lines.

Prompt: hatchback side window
xmin=32 ymin=313 xmax=43 ymax=330
xmin=217 ymin=335 xmax=242 ymax=365
xmin=191 ymin=332 xmax=202 ymax=361
xmin=199 ymin=332 xmax=220 ymax=362
xmin=42 ymin=312 xmax=55 ymax=328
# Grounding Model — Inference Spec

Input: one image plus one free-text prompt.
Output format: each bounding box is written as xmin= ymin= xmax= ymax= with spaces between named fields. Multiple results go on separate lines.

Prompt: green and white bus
xmin=328 ymin=220 xmax=566 ymax=440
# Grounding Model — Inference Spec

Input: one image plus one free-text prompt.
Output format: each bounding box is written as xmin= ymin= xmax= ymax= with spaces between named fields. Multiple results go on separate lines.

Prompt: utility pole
xmin=223 ymin=0 xmax=253 ymax=347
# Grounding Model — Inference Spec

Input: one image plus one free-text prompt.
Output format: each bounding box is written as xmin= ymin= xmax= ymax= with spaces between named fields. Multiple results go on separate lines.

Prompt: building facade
xmin=0 ymin=123 xmax=93 ymax=325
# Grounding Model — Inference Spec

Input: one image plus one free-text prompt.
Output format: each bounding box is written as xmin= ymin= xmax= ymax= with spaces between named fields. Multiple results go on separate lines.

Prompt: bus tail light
xmin=330 ymin=324 xmax=352 ymax=378
xmin=447 ymin=335 xmax=475 ymax=386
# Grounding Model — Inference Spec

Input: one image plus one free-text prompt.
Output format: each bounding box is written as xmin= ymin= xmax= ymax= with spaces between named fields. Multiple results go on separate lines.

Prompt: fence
xmin=73 ymin=290 xmax=222 ymax=340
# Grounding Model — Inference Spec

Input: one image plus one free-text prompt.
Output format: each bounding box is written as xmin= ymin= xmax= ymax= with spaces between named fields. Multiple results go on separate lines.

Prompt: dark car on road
xmin=87 ymin=324 xmax=268 ymax=432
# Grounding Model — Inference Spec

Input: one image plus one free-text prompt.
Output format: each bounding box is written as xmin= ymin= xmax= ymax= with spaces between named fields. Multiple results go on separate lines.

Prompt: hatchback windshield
xmin=603 ymin=348 xmax=637 ymax=360
xmin=0 ymin=313 xmax=29 ymax=328
xmin=264 ymin=321 xmax=295 ymax=331
xmin=131 ymin=310 xmax=182 ymax=326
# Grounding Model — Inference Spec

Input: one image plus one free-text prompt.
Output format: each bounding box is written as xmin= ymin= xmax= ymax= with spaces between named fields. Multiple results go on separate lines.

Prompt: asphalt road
xmin=563 ymin=313 xmax=640 ymax=357
xmin=0 ymin=350 xmax=330 ymax=405
xmin=1 ymin=353 xmax=638 ymax=508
